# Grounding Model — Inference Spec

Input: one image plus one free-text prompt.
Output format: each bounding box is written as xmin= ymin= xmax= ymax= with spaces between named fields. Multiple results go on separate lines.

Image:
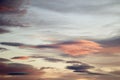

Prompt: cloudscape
xmin=0 ymin=0 xmax=120 ymax=80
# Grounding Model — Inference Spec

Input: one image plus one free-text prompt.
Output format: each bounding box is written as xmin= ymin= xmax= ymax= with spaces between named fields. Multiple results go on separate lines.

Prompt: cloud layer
xmin=0 ymin=40 xmax=103 ymax=56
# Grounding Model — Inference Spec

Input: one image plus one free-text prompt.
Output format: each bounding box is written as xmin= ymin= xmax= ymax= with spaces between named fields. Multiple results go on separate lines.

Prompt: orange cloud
xmin=12 ymin=56 xmax=30 ymax=60
xmin=59 ymin=40 xmax=103 ymax=56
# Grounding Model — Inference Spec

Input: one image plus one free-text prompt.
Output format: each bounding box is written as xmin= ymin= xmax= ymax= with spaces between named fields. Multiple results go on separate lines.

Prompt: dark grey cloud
xmin=8 ymin=72 xmax=29 ymax=75
xmin=0 ymin=0 xmax=28 ymax=27
xmin=44 ymin=57 xmax=65 ymax=62
xmin=0 ymin=62 xmax=44 ymax=76
xmin=98 ymin=36 xmax=120 ymax=47
xmin=40 ymin=67 xmax=54 ymax=70
xmin=31 ymin=55 xmax=65 ymax=63
xmin=0 ymin=42 xmax=25 ymax=47
xmin=66 ymin=60 xmax=82 ymax=64
xmin=66 ymin=64 xmax=94 ymax=72
xmin=0 ymin=58 xmax=10 ymax=62
xmin=0 ymin=28 xmax=10 ymax=34
xmin=31 ymin=55 xmax=47 ymax=58
xmin=66 ymin=63 xmax=105 ymax=75
xmin=0 ymin=0 xmax=26 ymax=11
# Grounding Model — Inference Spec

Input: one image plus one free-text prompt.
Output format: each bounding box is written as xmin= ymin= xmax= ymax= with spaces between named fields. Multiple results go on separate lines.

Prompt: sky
xmin=0 ymin=0 xmax=120 ymax=80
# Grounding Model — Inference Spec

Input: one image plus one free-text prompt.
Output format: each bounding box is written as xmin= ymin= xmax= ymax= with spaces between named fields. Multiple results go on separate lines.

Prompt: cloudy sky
xmin=0 ymin=0 xmax=120 ymax=80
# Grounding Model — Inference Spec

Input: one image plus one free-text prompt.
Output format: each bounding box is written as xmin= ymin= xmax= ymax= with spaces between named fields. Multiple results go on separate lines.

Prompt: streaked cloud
xmin=0 ymin=40 xmax=103 ymax=56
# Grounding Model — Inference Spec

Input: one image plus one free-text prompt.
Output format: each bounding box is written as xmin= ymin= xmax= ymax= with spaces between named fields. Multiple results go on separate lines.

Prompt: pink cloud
xmin=58 ymin=40 xmax=103 ymax=56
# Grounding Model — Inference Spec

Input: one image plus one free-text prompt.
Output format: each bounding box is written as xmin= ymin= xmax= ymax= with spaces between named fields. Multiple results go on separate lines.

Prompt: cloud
xmin=58 ymin=40 xmax=102 ymax=56
xmin=30 ymin=55 xmax=48 ymax=58
xmin=66 ymin=63 xmax=94 ymax=72
xmin=98 ymin=37 xmax=120 ymax=47
xmin=0 ymin=0 xmax=25 ymax=14
xmin=0 ymin=40 xmax=103 ymax=56
xmin=1 ymin=38 xmax=120 ymax=56
xmin=0 ymin=0 xmax=28 ymax=27
xmin=0 ymin=42 xmax=25 ymax=46
xmin=97 ymin=37 xmax=120 ymax=54
xmin=44 ymin=58 xmax=65 ymax=62
xmin=0 ymin=28 xmax=10 ymax=34
xmin=11 ymin=56 xmax=30 ymax=60
xmin=0 ymin=58 xmax=10 ymax=62
xmin=0 ymin=62 xmax=44 ymax=76
xmin=7 ymin=72 xmax=29 ymax=75
xmin=31 ymin=0 xmax=120 ymax=15
xmin=11 ymin=55 xmax=65 ymax=63
xmin=110 ymin=70 xmax=120 ymax=75
xmin=101 ymin=46 xmax=120 ymax=54
xmin=66 ymin=60 xmax=82 ymax=64
xmin=31 ymin=55 xmax=65 ymax=63
xmin=0 ymin=47 xmax=8 ymax=52
xmin=66 ymin=63 xmax=105 ymax=75
xmin=40 ymin=67 xmax=54 ymax=70
xmin=0 ymin=77 xmax=45 ymax=80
